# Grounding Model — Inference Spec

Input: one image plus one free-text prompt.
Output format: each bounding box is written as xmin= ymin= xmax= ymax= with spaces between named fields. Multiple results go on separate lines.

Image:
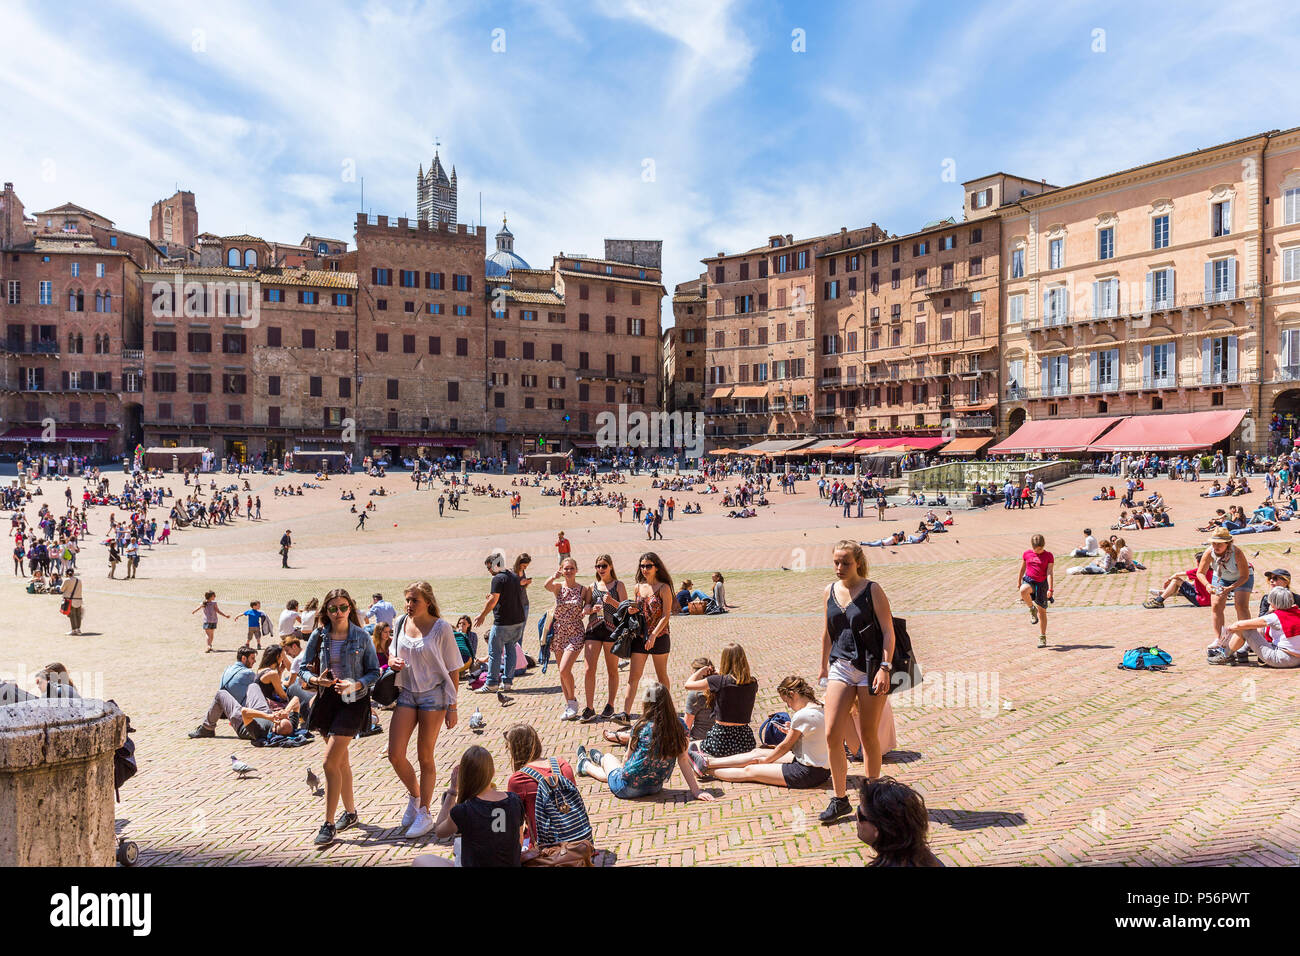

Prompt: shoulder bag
xmin=864 ymin=581 xmax=923 ymax=692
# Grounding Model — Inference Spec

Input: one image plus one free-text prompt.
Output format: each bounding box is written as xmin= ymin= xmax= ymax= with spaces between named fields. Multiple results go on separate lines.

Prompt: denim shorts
xmin=396 ymin=686 xmax=453 ymax=712
xmin=607 ymin=768 xmax=662 ymax=799
xmin=1211 ymin=572 xmax=1254 ymax=595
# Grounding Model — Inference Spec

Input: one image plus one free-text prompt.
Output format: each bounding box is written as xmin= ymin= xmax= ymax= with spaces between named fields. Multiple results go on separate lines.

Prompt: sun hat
xmin=1204 ymin=528 xmax=1234 ymax=544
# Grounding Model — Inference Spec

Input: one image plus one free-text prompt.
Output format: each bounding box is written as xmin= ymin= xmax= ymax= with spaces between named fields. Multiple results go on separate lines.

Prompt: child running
xmin=1018 ymin=533 xmax=1054 ymax=647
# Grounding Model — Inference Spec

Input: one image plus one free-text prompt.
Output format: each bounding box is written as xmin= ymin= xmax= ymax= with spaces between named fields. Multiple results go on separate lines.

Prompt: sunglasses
xmin=855 ymin=805 xmax=869 ymax=824
xmin=595 ymin=563 xmax=609 ymax=569
xmin=326 ymin=604 xmax=351 ymax=615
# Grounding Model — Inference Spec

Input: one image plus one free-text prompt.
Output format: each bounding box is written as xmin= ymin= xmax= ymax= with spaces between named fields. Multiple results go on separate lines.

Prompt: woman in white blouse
xmin=386 ymin=580 xmax=463 ymax=840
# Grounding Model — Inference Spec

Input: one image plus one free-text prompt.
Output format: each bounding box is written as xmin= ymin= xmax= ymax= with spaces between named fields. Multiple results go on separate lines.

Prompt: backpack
xmin=759 ymin=711 xmax=791 ymax=747
xmin=519 ymin=757 xmax=592 ymax=847
xmin=1118 ymin=646 xmax=1172 ymax=671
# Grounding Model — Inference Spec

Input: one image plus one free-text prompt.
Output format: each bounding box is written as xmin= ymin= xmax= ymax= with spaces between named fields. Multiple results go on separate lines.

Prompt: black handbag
xmin=608 ymin=599 xmax=644 ymax=659
xmin=371 ymin=669 xmax=400 ymax=706
xmin=864 ymin=581 xmax=923 ymax=691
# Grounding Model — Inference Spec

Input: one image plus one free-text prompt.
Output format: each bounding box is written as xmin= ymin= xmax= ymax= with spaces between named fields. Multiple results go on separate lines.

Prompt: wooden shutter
xmin=1201 ymin=338 xmax=1211 ymax=385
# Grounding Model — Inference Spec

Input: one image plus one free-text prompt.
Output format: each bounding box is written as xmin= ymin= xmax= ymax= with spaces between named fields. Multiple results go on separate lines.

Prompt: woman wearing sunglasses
xmin=580 ymin=553 xmax=625 ymax=722
xmin=300 ymin=588 xmax=381 ymax=847
xmin=611 ymin=552 xmax=674 ymax=723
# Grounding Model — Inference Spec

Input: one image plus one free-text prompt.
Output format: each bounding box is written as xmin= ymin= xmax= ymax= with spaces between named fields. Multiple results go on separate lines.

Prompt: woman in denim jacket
xmin=300 ymin=587 xmax=381 ymax=847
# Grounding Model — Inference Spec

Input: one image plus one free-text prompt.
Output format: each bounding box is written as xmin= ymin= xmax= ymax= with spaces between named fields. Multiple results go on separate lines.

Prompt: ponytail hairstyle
xmin=777 ymin=675 xmax=819 ymax=706
xmin=833 ymin=539 xmax=868 ymax=578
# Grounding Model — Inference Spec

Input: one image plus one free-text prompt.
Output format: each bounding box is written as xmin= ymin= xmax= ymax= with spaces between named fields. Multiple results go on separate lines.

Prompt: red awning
xmin=0 ymin=426 xmax=116 ymax=443
xmin=850 ymin=436 xmax=949 ymax=451
xmin=1087 ymin=410 xmax=1247 ymax=453
xmin=990 ymin=416 xmax=1126 ymax=455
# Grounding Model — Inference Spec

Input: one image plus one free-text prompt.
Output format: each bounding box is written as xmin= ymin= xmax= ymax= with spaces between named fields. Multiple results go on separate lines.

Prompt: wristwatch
xmin=879 ymin=661 xmax=893 ymax=672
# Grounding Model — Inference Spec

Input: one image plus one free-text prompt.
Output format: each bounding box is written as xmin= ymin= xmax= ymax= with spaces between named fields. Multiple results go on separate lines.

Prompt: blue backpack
xmin=519 ymin=757 xmax=592 ymax=847
xmin=1118 ymin=646 xmax=1172 ymax=671
xmin=759 ymin=711 xmax=791 ymax=747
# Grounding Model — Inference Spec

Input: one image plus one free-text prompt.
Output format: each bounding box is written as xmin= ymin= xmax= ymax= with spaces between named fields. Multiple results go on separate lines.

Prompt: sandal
xmin=1142 ymin=598 xmax=1164 ymax=609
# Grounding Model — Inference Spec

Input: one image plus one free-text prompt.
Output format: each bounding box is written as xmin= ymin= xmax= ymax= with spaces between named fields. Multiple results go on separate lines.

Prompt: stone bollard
xmin=1227 ymin=456 xmax=1237 ymax=479
xmin=0 ymin=698 xmax=127 ymax=866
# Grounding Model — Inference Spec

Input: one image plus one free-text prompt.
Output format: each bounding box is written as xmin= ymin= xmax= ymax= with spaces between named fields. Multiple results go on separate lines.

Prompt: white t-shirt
xmin=1083 ymin=535 xmax=1098 ymax=553
xmin=1260 ymin=613 xmax=1300 ymax=656
xmin=790 ymin=703 xmax=829 ymax=768
xmin=278 ymin=609 xmax=301 ymax=637
xmin=299 ymin=609 xmax=317 ymax=632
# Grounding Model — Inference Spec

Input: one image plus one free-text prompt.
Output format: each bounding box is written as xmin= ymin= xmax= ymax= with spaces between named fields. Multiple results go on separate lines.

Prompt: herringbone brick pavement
xmin=6 ymin=467 xmax=1299 ymax=865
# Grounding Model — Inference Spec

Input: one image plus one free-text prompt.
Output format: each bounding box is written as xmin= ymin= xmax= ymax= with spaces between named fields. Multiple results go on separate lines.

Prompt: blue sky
xmin=2 ymin=0 xmax=1297 ymax=323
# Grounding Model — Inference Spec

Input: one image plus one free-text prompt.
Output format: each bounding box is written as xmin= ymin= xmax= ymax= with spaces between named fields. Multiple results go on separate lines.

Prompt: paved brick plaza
xmin=6 ymin=468 xmax=1299 ymax=866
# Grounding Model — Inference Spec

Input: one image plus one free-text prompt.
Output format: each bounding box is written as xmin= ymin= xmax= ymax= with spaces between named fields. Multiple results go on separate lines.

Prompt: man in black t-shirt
xmin=280 ymin=530 xmax=292 ymax=568
xmin=474 ymin=553 xmax=527 ymax=691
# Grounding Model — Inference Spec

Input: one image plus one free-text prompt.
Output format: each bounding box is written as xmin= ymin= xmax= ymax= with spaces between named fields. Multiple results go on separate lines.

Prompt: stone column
xmin=0 ymin=698 xmax=127 ymax=867
xmin=1227 ymin=456 xmax=1237 ymax=479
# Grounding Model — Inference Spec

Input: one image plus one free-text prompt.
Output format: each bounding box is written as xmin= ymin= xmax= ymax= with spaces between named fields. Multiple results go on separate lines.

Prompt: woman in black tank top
xmin=818 ymin=539 xmax=896 ymax=825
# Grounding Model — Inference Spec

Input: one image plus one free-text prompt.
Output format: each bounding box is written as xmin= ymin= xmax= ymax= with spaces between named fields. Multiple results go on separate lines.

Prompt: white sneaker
xmin=561 ymin=703 xmax=578 ymax=721
xmin=400 ymin=794 xmax=419 ymax=830
xmin=404 ymin=807 xmax=435 ymax=839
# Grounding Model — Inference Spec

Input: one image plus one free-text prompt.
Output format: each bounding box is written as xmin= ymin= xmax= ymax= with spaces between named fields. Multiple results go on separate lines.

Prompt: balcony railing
xmin=1140 ymin=375 xmax=1179 ymax=389
xmin=1274 ymin=366 xmax=1300 ymax=383
xmin=956 ymin=414 xmax=994 ymax=429
xmin=1005 ymin=386 xmax=1028 ymax=400
xmin=122 ymin=348 xmax=144 ymax=362
xmin=1024 ymin=283 xmax=1262 ymax=330
xmin=4 ymin=341 xmax=59 ymax=354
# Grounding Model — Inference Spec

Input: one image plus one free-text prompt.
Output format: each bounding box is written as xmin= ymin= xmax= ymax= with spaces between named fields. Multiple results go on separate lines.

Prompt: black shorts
xmin=630 ymin=631 xmax=670 ymax=655
xmin=307 ymin=687 xmax=369 ymax=738
xmin=1023 ymin=577 xmax=1048 ymax=607
xmin=584 ymin=621 xmax=614 ymax=643
xmin=782 ymin=760 xmax=831 ymax=789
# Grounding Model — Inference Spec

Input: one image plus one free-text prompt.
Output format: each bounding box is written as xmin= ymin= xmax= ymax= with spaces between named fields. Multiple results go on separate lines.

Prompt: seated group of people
xmin=1109 ymin=505 xmax=1173 ymax=530
xmin=1200 ymin=477 xmax=1252 ymax=498
xmin=1198 ymin=503 xmax=1289 ymax=535
xmin=1066 ymin=529 xmax=1145 ymax=574
xmin=673 ymin=574 xmax=730 ymax=615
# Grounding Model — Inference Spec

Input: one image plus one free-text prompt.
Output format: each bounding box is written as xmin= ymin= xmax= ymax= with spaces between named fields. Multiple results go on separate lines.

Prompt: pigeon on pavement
xmin=306 ymin=768 xmax=321 ymax=794
xmin=469 ymin=708 xmax=486 ymax=732
xmin=230 ymin=755 xmax=257 ymax=779
xmin=497 ymin=691 xmax=513 ymax=706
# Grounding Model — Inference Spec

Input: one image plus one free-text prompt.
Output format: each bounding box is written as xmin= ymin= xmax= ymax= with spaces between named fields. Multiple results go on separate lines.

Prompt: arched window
xmin=76 ymin=334 xmax=84 ymax=353
xmin=227 ymin=248 xmax=240 ymax=267
xmin=243 ymin=248 xmax=257 ymax=268
xmin=103 ymin=291 xmax=112 ymax=312
xmin=100 ymin=333 xmax=110 ymax=354
xmin=317 ymin=242 xmax=328 ymax=255
xmin=95 ymin=291 xmax=104 ymax=312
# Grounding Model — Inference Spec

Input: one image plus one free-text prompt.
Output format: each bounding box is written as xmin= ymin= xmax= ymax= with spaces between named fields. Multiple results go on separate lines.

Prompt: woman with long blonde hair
xmin=682 ymin=642 xmax=758 ymax=758
xmin=818 ymin=540 xmax=896 ymax=825
xmin=387 ymin=580 xmax=462 ymax=840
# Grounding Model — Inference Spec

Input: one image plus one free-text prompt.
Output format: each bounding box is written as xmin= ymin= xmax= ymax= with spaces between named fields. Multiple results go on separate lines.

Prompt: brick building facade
xmin=664 ymin=275 xmax=706 ymax=415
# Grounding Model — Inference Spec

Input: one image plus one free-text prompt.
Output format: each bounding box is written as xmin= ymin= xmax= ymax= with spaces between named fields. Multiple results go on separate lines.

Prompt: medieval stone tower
xmin=416 ymin=150 xmax=457 ymax=226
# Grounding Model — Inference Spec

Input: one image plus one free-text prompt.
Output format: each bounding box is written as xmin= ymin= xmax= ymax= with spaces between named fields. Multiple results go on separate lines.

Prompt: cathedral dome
xmin=485 ymin=215 xmax=530 ymax=276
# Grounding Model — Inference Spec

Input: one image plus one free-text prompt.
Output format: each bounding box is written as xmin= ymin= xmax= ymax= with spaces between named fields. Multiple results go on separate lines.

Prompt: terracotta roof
xmin=32 ymin=202 xmax=113 ymax=224
xmin=672 ymin=293 xmax=705 ymax=303
xmin=557 ymin=270 xmax=665 ymax=292
xmin=221 ymin=234 xmax=267 ymax=243
xmin=505 ymin=290 xmax=565 ymax=306
xmin=510 ymin=268 xmax=555 ymax=276
xmin=139 ymin=266 xmax=358 ymax=289
xmin=27 ymin=238 xmax=127 ymax=256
